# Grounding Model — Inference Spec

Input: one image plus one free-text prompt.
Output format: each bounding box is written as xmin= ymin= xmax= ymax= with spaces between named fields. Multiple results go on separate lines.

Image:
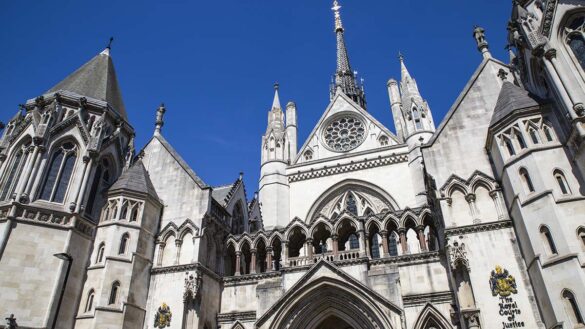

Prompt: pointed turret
xmin=388 ymin=54 xmax=435 ymax=145
xmin=109 ymin=159 xmax=159 ymax=199
xmin=46 ymin=47 xmax=127 ymax=120
xmin=330 ymin=0 xmax=366 ymax=109
xmin=266 ymin=84 xmax=285 ymax=136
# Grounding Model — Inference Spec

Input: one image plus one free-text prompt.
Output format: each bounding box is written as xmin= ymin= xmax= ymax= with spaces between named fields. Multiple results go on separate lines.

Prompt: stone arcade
xmin=0 ymin=1 xmax=585 ymax=329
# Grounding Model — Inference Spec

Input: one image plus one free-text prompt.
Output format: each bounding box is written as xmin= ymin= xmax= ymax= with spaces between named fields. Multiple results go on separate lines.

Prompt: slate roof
xmin=212 ymin=177 xmax=242 ymax=207
xmin=109 ymin=159 xmax=159 ymax=199
xmin=490 ymin=81 xmax=541 ymax=126
xmin=46 ymin=48 xmax=127 ymax=120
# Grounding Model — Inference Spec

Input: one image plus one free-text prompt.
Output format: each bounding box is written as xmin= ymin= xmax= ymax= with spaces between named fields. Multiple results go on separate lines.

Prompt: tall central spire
xmin=330 ymin=0 xmax=366 ymax=109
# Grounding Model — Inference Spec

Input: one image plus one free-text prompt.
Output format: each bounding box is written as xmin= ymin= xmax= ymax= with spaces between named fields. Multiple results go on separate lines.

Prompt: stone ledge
xmin=217 ymin=311 xmax=256 ymax=324
xmin=402 ymin=291 xmax=454 ymax=306
xmin=445 ymin=220 xmax=512 ymax=236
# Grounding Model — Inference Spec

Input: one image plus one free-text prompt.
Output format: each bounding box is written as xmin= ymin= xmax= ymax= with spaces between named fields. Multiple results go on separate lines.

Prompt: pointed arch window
xmin=232 ymin=203 xmax=245 ymax=235
xmin=39 ymin=142 xmax=77 ymax=203
xmin=543 ymin=124 xmax=555 ymax=142
xmin=86 ymin=158 xmax=111 ymax=217
xmin=563 ymin=290 xmax=584 ymax=325
xmin=388 ymin=232 xmax=399 ymax=256
xmin=130 ymin=205 xmax=139 ymax=222
xmin=566 ymin=16 xmax=585 ymax=72
xmin=119 ymin=233 xmax=129 ymax=255
xmin=540 ymin=226 xmax=558 ymax=256
xmin=120 ymin=200 xmax=129 ymax=220
xmin=85 ymin=289 xmax=95 ymax=312
xmin=0 ymin=142 xmax=31 ymax=200
xmin=529 ymin=128 xmax=540 ymax=144
xmin=503 ymin=137 xmax=516 ymax=156
xmin=515 ymin=131 xmax=527 ymax=149
xmin=519 ymin=168 xmax=535 ymax=193
xmin=345 ymin=193 xmax=357 ymax=215
xmin=554 ymin=170 xmax=571 ymax=195
xmin=108 ymin=281 xmax=120 ymax=305
xmin=348 ymin=233 xmax=359 ymax=250
xmin=370 ymin=234 xmax=381 ymax=259
xmin=96 ymin=243 xmax=105 ymax=263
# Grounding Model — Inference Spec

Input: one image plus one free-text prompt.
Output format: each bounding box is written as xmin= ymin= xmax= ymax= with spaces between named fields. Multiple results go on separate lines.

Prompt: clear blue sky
xmin=0 ymin=0 xmax=511 ymax=198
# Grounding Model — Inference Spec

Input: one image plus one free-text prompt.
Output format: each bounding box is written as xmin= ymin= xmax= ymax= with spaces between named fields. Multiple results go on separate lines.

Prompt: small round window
xmin=323 ymin=114 xmax=366 ymax=152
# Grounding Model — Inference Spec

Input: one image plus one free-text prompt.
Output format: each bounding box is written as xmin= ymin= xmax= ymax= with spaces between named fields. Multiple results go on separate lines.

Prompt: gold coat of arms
xmin=154 ymin=303 xmax=172 ymax=328
xmin=489 ymin=265 xmax=518 ymax=297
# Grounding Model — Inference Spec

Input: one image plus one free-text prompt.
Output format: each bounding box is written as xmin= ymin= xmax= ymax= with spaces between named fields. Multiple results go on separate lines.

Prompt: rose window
xmin=323 ymin=115 xmax=366 ymax=152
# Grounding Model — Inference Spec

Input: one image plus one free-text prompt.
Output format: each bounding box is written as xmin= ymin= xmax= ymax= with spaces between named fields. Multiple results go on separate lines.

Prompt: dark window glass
xmin=505 ymin=138 xmax=516 ymax=156
xmin=556 ymin=174 xmax=569 ymax=195
xmin=119 ymin=234 xmax=129 ymax=254
xmin=349 ymin=234 xmax=359 ymax=249
xmin=109 ymin=282 xmax=119 ymax=304
xmin=86 ymin=166 xmax=102 ymax=214
xmin=39 ymin=152 xmax=63 ymax=200
xmin=516 ymin=132 xmax=527 ymax=149
xmin=53 ymin=154 xmax=76 ymax=203
xmin=370 ymin=234 xmax=380 ymax=259
xmin=569 ymin=35 xmax=585 ymax=71
xmin=0 ymin=151 xmax=24 ymax=200
xmin=530 ymin=129 xmax=540 ymax=144
xmin=389 ymin=234 xmax=398 ymax=256
xmin=544 ymin=230 xmax=558 ymax=254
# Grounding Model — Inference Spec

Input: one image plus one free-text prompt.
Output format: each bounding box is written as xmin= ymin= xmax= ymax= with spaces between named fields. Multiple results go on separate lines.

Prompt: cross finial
xmin=107 ymin=37 xmax=114 ymax=50
xmin=274 ymin=82 xmax=279 ymax=91
xmin=398 ymin=51 xmax=404 ymax=62
xmin=332 ymin=0 xmax=343 ymax=31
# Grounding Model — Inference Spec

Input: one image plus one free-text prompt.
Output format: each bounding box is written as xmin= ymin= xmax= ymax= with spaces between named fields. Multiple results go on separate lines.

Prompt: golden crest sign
xmin=154 ymin=303 xmax=172 ymax=328
xmin=490 ymin=265 xmax=518 ymax=297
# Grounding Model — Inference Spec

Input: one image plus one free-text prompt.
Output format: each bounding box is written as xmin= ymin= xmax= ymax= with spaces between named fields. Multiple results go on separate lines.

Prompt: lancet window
xmin=39 ymin=142 xmax=77 ymax=203
xmin=0 ymin=140 xmax=31 ymax=200
xmin=566 ymin=16 xmax=585 ymax=72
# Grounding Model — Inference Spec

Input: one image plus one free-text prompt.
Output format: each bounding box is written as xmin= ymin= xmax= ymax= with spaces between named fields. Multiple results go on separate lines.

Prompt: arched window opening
xmin=120 ymin=201 xmax=129 ymax=220
xmin=240 ymin=242 xmax=252 ymax=275
xmin=39 ymin=142 xmax=77 ymax=203
xmin=96 ymin=243 xmax=105 ymax=263
xmin=311 ymin=223 xmax=331 ymax=255
xmin=0 ymin=143 xmax=29 ymax=201
xmin=288 ymin=227 xmax=307 ymax=258
xmin=554 ymin=170 xmax=571 ymax=195
xmin=543 ymin=125 xmax=554 ymax=142
xmin=271 ymin=238 xmax=282 ymax=271
xmin=337 ymin=219 xmax=358 ymax=252
xmin=563 ymin=290 xmax=584 ymax=325
xmin=540 ymin=226 xmax=558 ymax=256
xmin=520 ymin=168 xmax=535 ymax=193
xmin=504 ymin=137 xmax=516 ymax=156
xmin=86 ymin=158 xmax=111 ymax=218
xmin=119 ymin=233 xmax=129 ymax=255
xmin=388 ymin=232 xmax=399 ymax=256
xmin=370 ymin=233 xmax=381 ymax=259
xmin=231 ymin=203 xmax=245 ymax=235
xmin=567 ymin=16 xmax=585 ymax=71
xmin=515 ymin=131 xmax=527 ymax=149
xmin=379 ymin=135 xmax=389 ymax=146
xmin=130 ymin=205 xmax=139 ymax=222
xmin=225 ymin=244 xmax=236 ymax=276
xmin=529 ymin=128 xmax=540 ymax=144
xmin=85 ymin=289 xmax=95 ymax=312
xmin=345 ymin=193 xmax=357 ymax=216
xmin=109 ymin=281 xmax=120 ymax=305
xmin=255 ymin=240 xmax=267 ymax=273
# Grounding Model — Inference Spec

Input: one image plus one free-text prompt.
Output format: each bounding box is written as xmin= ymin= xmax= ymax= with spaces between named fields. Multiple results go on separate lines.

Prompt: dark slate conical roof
xmin=46 ymin=48 xmax=127 ymax=120
xmin=490 ymin=81 xmax=540 ymax=126
xmin=109 ymin=160 xmax=158 ymax=198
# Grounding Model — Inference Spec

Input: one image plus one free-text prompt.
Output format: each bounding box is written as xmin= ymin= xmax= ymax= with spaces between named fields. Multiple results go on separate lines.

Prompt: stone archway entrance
xmin=315 ymin=315 xmax=353 ymax=329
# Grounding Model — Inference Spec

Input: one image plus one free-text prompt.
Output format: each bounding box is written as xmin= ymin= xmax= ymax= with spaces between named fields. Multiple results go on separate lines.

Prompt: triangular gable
xmin=256 ymin=259 xmax=401 ymax=326
xmin=294 ymin=92 xmax=399 ymax=164
xmin=142 ymin=134 xmax=209 ymax=189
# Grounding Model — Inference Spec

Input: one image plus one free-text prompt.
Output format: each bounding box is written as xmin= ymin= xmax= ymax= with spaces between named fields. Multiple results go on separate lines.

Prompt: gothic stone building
xmin=1 ymin=1 xmax=585 ymax=329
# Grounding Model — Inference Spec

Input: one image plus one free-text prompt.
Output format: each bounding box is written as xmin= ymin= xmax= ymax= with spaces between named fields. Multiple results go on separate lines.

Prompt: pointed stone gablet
xmin=272 ymin=83 xmax=282 ymax=110
xmin=46 ymin=44 xmax=127 ymax=120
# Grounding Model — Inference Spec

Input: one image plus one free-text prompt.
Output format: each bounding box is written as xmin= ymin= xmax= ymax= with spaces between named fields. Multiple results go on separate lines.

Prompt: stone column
xmin=465 ymin=194 xmax=479 ymax=224
xmin=357 ymin=230 xmax=366 ymax=257
xmin=235 ymin=251 xmax=242 ymax=276
xmin=399 ymin=229 xmax=408 ymax=254
xmin=544 ymin=48 xmax=585 ymax=119
xmin=250 ymin=249 xmax=257 ymax=274
xmin=417 ymin=226 xmax=427 ymax=252
xmin=332 ymin=235 xmax=339 ymax=260
xmin=380 ymin=231 xmax=389 ymax=257
xmin=175 ymin=239 xmax=182 ymax=265
xmin=157 ymin=242 xmax=165 ymax=266
xmin=14 ymin=145 xmax=36 ymax=200
xmin=74 ymin=155 xmax=94 ymax=213
xmin=306 ymin=238 xmax=314 ymax=262
xmin=266 ymin=247 xmax=273 ymax=271
xmin=282 ymin=241 xmax=288 ymax=268
xmin=365 ymin=233 xmax=371 ymax=258
xmin=20 ymin=145 xmax=45 ymax=202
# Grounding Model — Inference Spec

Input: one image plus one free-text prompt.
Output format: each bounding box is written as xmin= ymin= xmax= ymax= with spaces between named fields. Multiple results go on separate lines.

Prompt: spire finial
xmin=272 ymin=83 xmax=282 ymax=110
xmin=332 ymin=0 xmax=343 ymax=32
xmin=154 ymin=103 xmax=166 ymax=135
xmin=107 ymin=37 xmax=114 ymax=50
xmin=473 ymin=25 xmax=492 ymax=59
xmin=398 ymin=51 xmax=404 ymax=62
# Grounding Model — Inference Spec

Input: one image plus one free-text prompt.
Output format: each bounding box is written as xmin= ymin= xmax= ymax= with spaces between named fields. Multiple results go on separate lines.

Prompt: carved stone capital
xmin=175 ymin=239 xmax=183 ymax=247
xmin=544 ymin=48 xmax=557 ymax=60
xmin=465 ymin=194 xmax=476 ymax=203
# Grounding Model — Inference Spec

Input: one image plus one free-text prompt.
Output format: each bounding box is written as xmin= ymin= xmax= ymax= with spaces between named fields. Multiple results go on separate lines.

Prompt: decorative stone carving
xmin=489 ymin=265 xmax=518 ymax=297
xmin=322 ymin=114 xmax=366 ymax=152
xmin=183 ymin=270 xmax=202 ymax=303
xmin=154 ymin=303 xmax=172 ymax=328
xmin=448 ymin=241 xmax=469 ymax=271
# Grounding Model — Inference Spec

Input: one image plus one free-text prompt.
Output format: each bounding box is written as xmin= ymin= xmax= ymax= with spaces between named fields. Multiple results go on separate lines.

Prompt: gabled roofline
xmin=423 ymin=57 xmax=509 ymax=147
xmin=293 ymin=91 xmax=399 ymax=164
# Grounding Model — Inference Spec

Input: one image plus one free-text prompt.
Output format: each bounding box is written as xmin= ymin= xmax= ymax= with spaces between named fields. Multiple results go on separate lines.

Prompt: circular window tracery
xmin=323 ymin=115 xmax=366 ymax=152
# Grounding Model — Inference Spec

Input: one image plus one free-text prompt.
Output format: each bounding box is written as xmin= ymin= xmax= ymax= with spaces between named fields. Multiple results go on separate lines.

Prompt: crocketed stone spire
xmin=330 ymin=0 xmax=366 ymax=109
